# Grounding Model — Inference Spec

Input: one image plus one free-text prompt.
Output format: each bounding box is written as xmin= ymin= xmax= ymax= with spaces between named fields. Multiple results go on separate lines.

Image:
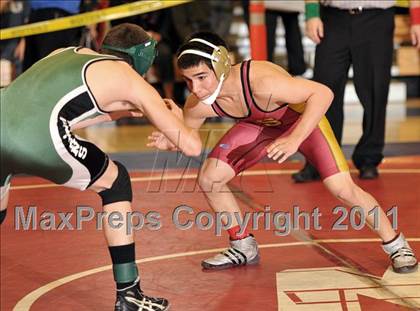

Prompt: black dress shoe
xmin=292 ymin=163 xmax=321 ymax=183
xmin=359 ymin=166 xmax=379 ymax=180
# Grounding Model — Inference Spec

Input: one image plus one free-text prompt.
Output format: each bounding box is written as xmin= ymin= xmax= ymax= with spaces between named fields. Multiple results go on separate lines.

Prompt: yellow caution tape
xmin=0 ymin=0 xmax=192 ymax=40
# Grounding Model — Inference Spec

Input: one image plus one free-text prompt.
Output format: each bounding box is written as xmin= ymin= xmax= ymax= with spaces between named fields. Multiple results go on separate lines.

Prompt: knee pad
xmin=0 ymin=209 xmax=7 ymax=225
xmin=98 ymin=161 xmax=132 ymax=205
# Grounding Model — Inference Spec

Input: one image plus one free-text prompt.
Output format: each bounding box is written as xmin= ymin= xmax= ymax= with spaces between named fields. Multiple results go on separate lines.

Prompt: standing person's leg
xmin=280 ymin=11 xmax=306 ymax=76
xmin=292 ymin=7 xmax=352 ymax=183
xmin=265 ymin=9 xmax=279 ymax=63
xmin=210 ymin=1 xmax=234 ymax=38
xmin=22 ymin=38 xmax=38 ymax=72
xmin=301 ymin=117 xmax=418 ymax=273
xmin=24 ymin=8 xmax=80 ymax=70
xmin=23 ymin=9 xmax=41 ymax=71
xmin=154 ymin=41 xmax=175 ymax=99
xmin=311 ymin=8 xmax=352 ymax=144
xmin=241 ymin=0 xmax=250 ymax=26
xmin=23 ymin=8 xmax=79 ymax=70
xmin=34 ymin=9 xmax=80 ymax=58
xmin=36 ymin=27 xmax=80 ymax=58
xmin=350 ymin=8 xmax=395 ymax=178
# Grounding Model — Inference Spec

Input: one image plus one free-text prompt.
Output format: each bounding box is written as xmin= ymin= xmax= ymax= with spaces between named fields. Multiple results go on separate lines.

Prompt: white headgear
xmin=178 ymin=38 xmax=231 ymax=105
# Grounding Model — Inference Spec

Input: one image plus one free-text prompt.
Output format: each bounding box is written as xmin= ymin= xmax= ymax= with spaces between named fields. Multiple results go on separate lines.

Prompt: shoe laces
xmin=125 ymin=295 xmax=166 ymax=311
xmin=391 ymin=247 xmax=415 ymax=261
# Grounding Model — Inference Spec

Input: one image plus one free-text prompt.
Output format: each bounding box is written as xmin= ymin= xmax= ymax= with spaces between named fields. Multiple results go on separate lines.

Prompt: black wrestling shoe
xmin=359 ymin=166 xmax=379 ymax=180
xmin=291 ymin=163 xmax=320 ymax=183
xmin=115 ymin=279 xmax=169 ymax=311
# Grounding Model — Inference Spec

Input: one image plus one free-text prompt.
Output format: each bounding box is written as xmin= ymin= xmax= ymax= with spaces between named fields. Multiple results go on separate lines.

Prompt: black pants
xmin=314 ymin=6 xmax=394 ymax=169
xmin=266 ymin=10 xmax=306 ymax=75
xmin=23 ymin=8 xmax=80 ymax=71
xmin=241 ymin=0 xmax=306 ymax=75
xmin=153 ymin=41 xmax=175 ymax=84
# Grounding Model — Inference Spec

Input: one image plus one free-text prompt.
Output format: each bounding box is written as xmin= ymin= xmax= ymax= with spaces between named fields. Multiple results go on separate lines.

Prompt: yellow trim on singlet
xmin=318 ymin=117 xmax=349 ymax=173
xmin=287 ymin=102 xmax=306 ymax=114
xmin=287 ymin=103 xmax=348 ymax=173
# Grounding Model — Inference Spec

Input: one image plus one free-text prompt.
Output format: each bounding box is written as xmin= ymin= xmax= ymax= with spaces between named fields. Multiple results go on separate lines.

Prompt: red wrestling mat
xmin=1 ymin=159 xmax=419 ymax=310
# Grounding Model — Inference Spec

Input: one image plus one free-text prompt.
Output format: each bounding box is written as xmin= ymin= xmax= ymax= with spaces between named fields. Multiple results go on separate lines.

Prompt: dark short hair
xmin=177 ymin=32 xmax=228 ymax=71
xmin=100 ymin=23 xmax=150 ymax=65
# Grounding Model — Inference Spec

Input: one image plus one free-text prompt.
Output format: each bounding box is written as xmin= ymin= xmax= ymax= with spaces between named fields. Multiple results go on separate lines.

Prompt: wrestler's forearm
xmin=70 ymin=110 xmax=142 ymax=130
xmin=71 ymin=114 xmax=112 ymax=130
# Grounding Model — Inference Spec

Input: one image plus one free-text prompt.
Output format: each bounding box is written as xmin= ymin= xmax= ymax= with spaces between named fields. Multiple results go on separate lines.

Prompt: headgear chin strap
xmin=201 ymin=75 xmax=225 ymax=105
xmin=178 ymin=38 xmax=231 ymax=105
xmin=102 ymin=39 xmax=157 ymax=76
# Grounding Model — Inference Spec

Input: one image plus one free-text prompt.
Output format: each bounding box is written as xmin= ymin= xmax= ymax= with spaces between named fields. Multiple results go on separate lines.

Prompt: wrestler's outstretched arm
xmin=70 ymin=110 xmax=144 ymax=131
xmin=89 ymin=60 xmax=203 ymax=157
xmin=147 ymin=94 xmax=211 ymax=152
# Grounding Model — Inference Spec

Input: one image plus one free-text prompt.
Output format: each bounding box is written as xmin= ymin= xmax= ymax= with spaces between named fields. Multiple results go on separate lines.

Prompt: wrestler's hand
xmin=266 ymin=136 xmax=300 ymax=163
xmin=163 ymin=99 xmax=184 ymax=121
xmin=147 ymin=131 xmax=177 ymax=151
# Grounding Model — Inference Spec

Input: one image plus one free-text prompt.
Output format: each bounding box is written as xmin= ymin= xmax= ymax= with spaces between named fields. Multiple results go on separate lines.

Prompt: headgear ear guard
xmin=178 ymin=38 xmax=231 ymax=81
xmin=102 ymin=38 xmax=157 ymax=76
